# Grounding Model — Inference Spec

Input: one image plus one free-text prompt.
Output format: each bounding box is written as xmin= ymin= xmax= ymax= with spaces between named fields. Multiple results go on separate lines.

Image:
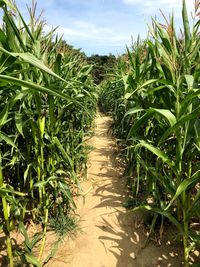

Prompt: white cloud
xmin=123 ymin=0 xmax=141 ymax=4
xmin=15 ymin=0 xmax=148 ymax=55
xmin=45 ymin=20 xmax=135 ymax=48
xmin=14 ymin=0 xmax=198 ymax=55
xmin=123 ymin=0 xmax=194 ymax=15
xmin=55 ymin=26 xmax=89 ymax=38
xmin=72 ymin=20 xmax=112 ymax=34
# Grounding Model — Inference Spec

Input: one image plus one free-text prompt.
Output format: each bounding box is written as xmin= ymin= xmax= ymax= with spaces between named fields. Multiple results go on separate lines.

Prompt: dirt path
xmin=48 ymin=112 xmax=182 ymax=267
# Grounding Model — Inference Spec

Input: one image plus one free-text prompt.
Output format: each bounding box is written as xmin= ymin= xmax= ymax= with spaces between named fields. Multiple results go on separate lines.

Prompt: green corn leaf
xmin=194 ymin=120 xmax=200 ymax=150
xmin=0 ymin=28 xmax=7 ymax=43
xmin=182 ymin=0 xmax=191 ymax=52
xmin=12 ymin=91 xmax=27 ymax=103
xmin=126 ymin=46 xmax=135 ymax=73
xmin=140 ymin=79 xmax=158 ymax=89
xmin=0 ymin=75 xmax=74 ymax=103
xmin=146 ymin=85 xmax=167 ymax=94
xmin=39 ymin=116 xmax=45 ymax=138
xmin=124 ymin=79 xmax=158 ymax=100
xmin=58 ymin=181 xmax=76 ymax=209
xmin=185 ymin=75 xmax=194 ymax=90
xmin=30 ymin=233 xmax=43 ymax=249
xmin=135 ymin=140 xmax=176 ymax=170
xmin=3 ymin=8 xmax=26 ymax=51
xmin=180 ymin=88 xmax=200 ymax=115
xmin=24 ymin=164 xmax=32 ymax=184
xmin=1 ymin=0 xmax=16 ymax=10
xmin=160 ymin=106 xmax=200 ymax=143
xmin=53 ymin=137 xmax=74 ymax=168
xmin=0 ymin=103 xmax=9 ymax=127
xmin=124 ymin=107 xmax=144 ymax=117
xmin=25 ymin=253 xmax=42 ymax=267
xmin=131 ymin=205 xmax=183 ymax=233
xmin=153 ymin=20 xmax=172 ymax=53
xmin=187 ymin=202 xmax=200 ymax=221
xmin=0 ymin=1 xmax=5 ymax=7
xmin=18 ymin=52 xmax=67 ymax=82
xmin=19 ymin=222 xmax=32 ymax=250
xmin=150 ymin=108 xmax=176 ymax=126
xmin=80 ymin=64 xmax=93 ymax=75
xmin=128 ymin=108 xmax=176 ymax=138
xmin=34 ymin=176 xmax=58 ymax=188
xmin=0 ymin=131 xmax=17 ymax=149
xmin=186 ymin=200 xmax=200 ymax=221
xmin=47 ymin=95 xmax=55 ymax=130
xmin=186 ymin=184 xmax=200 ymax=220
xmin=127 ymin=110 xmax=154 ymax=138
xmin=16 ymin=6 xmax=35 ymax=43
xmin=0 ymin=54 xmax=18 ymax=74
xmin=165 ymin=170 xmax=200 ymax=210
xmin=0 ymin=47 xmax=66 ymax=82
xmin=15 ymin=112 xmax=24 ymax=136
xmin=53 ymin=137 xmax=78 ymax=183
xmin=54 ymin=53 xmax=62 ymax=74
xmin=149 ymin=168 xmax=176 ymax=196
xmin=0 ymin=186 xmax=26 ymax=196
xmin=124 ymin=92 xmax=132 ymax=100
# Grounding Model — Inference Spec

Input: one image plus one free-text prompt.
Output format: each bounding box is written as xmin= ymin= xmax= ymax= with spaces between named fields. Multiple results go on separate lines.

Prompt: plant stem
xmin=38 ymin=199 xmax=49 ymax=261
xmin=0 ymin=158 xmax=14 ymax=267
xmin=183 ymin=210 xmax=189 ymax=267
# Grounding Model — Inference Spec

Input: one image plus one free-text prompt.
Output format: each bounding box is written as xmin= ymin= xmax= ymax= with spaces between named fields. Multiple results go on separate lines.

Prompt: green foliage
xmin=100 ymin=1 xmax=200 ymax=266
xmin=0 ymin=1 xmax=97 ymax=265
xmin=87 ymin=54 xmax=116 ymax=84
xmin=49 ymin=207 xmax=78 ymax=238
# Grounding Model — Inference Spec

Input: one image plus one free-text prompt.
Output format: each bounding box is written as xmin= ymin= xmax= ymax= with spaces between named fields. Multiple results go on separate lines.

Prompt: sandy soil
xmin=46 ymin=112 xmax=187 ymax=267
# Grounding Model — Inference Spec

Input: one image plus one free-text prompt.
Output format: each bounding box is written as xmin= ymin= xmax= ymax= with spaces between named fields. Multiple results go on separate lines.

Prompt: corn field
xmin=1 ymin=0 xmax=200 ymax=266
xmin=100 ymin=1 xmax=200 ymax=266
xmin=0 ymin=0 xmax=97 ymax=266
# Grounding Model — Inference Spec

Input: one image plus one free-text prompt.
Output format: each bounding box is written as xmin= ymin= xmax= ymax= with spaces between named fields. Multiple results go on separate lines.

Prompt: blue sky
xmin=16 ymin=0 xmax=195 ymax=56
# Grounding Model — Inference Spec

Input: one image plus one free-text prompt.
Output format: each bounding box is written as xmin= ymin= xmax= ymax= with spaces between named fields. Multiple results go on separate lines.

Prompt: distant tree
xmin=87 ymin=54 xmax=116 ymax=84
xmin=57 ymin=40 xmax=87 ymax=59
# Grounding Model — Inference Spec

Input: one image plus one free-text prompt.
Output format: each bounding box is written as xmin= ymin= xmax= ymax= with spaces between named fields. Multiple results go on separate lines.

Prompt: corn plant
xmin=101 ymin=1 xmax=200 ymax=266
xmin=0 ymin=0 xmax=97 ymax=265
